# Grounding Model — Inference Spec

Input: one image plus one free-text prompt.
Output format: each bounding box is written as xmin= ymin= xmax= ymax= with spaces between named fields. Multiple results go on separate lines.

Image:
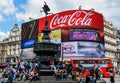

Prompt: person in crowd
xmin=95 ymin=66 xmax=101 ymax=80
xmin=19 ymin=59 xmax=25 ymax=73
xmin=109 ymin=69 xmax=115 ymax=83
xmin=89 ymin=66 xmax=96 ymax=83
xmin=5 ymin=60 xmax=10 ymax=68
xmin=85 ymin=74 xmax=91 ymax=83
xmin=72 ymin=68 xmax=76 ymax=80
xmin=49 ymin=60 xmax=56 ymax=72
xmin=29 ymin=68 xmax=35 ymax=81
xmin=55 ymin=62 xmax=62 ymax=80
xmin=55 ymin=67 xmax=62 ymax=80
xmin=67 ymin=61 xmax=73 ymax=78
xmin=37 ymin=61 xmax=42 ymax=69
xmin=7 ymin=66 xmax=15 ymax=83
xmin=61 ymin=62 xmax=68 ymax=79
xmin=29 ymin=61 xmax=33 ymax=69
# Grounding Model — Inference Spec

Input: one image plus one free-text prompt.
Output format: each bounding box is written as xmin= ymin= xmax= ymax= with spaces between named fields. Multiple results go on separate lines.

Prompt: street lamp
xmin=61 ymin=43 xmax=64 ymax=62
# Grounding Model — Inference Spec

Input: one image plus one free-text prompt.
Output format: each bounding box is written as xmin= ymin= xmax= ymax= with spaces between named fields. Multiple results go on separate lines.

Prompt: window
xmin=106 ymin=60 xmax=110 ymax=64
xmin=95 ymin=60 xmax=99 ymax=64
xmin=99 ymin=60 xmax=104 ymax=64
xmin=85 ymin=60 xmax=89 ymax=64
xmin=89 ymin=60 xmax=94 ymax=64
xmin=74 ymin=60 xmax=79 ymax=64
xmin=80 ymin=60 xmax=84 ymax=64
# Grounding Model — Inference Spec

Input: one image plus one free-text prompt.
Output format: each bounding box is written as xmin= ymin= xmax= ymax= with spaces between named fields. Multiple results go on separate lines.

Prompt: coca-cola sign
xmin=38 ymin=10 xmax=103 ymax=32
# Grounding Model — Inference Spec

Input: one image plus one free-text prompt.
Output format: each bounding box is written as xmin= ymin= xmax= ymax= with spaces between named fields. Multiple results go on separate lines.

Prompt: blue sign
xmin=21 ymin=38 xmax=37 ymax=49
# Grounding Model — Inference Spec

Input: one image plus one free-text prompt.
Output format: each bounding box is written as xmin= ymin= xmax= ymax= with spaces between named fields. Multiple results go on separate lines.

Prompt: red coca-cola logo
xmin=50 ymin=11 xmax=94 ymax=29
xmin=38 ymin=10 xmax=103 ymax=32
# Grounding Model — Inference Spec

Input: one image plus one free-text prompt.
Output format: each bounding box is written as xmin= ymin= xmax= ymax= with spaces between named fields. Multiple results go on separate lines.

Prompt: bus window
xmin=95 ymin=60 xmax=99 ymax=64
xmin=74 ymin=60 xmax=79 ymax=64
xmin=85 ymin=60 xmax=89 ymax=64
xmin=98 ymin=60 xmax=104 ymax=64
xmin=101 ymin=60 xmax=105 ymax=64
xmin=106 ymin=60 xmax=110 ymax=64
xmin=80 ymin=60 xmax=84 ymax=64
xmin=90 ymin=60 xmax=94 ymax=64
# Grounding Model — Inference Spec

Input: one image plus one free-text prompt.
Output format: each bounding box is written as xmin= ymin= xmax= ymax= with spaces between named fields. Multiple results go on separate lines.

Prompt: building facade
xmin=104 ymin=20 xmax=118 ymax=71
xmin=0 ymin=24 xmax=21 ymax=65
xmin=116 ymin=30 xmax=120 ymax=71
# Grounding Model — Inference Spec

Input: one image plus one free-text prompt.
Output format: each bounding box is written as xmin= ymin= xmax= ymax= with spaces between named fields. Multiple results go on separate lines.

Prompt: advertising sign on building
xmin=38 ymin=29 xmax=61 ymax=44
xmin=62 ymin=42 xmax=78 ymax=57
xmin=21 ymin=9 xmax=104 ymax=59
xmin=38 ymin=10 xmax=104 ymax=32
xmin=78 ymin=42 xmax=105 ymax=58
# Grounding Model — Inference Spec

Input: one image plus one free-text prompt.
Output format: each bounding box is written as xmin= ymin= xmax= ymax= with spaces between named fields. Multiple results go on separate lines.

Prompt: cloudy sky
xmin=0 ymin=0 xmax=120 ymax=41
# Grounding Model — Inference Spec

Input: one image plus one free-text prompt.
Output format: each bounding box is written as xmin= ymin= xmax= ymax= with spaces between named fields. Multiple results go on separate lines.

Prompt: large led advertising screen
xmin=21 ymin=20 xmax=38 ymax=40
xmin=21 ymin=38 xmax=37 ymax=49
xmin=20 ymin=48 xmax=36 ymax=59
xmin=61 ymin=28 xmax=104 ymax=43
xmin=38 ymin=29 xmax=61 ymax=44
xmin=70 ymin=31 xmax=100 ymax=41
xmin=38 ymin=10 xmax=104 ymax=32
xmin=62 ymin=41 xmax=105 ymax=58
xmin=21 ymin=9 xmax=104 ymax=59
xmin=78 ymin=42 xmax=105 ymax=58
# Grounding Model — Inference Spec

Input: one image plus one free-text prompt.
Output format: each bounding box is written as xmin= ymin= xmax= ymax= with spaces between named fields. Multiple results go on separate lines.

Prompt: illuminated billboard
xmin=78 ymin=42 xmax=105 ymax=58
xmin=70 ymin=31 xmax=100 ymax=41
xmin=62 ymin=41 xmax=105 ymax=58
xmin=38 ymin=10 xmax=104 ymax=32
xmin=21 ymin=38 xmax=37 ymax=49
xmin=61 ymin=28 xmax=104 ymax=43
xmin=38 ymin=29 xmax=61 ymax=44
xmin=62 ymin=42 xmax=78 ymax=57
xmin=21 ymin=9 xmax=104 ymax=59
xmin=21 ymin=20 xmax=38 ymax=40
xmin=20 ymin=48 xmax=36 ymax=59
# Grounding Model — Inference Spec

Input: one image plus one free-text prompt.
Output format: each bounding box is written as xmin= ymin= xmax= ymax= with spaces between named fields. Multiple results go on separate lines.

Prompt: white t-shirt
xmin=20 ymin=62 xmax=25 ymax=69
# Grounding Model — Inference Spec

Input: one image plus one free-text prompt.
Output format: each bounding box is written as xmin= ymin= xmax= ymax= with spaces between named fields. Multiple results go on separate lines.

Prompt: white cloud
xmin=0 ymin=30 xmax=9 ymax=41
xmin=15 ymin=0 xmax=120 ymax=28
xmin=0 ymin=0 xmax=16 ymax=15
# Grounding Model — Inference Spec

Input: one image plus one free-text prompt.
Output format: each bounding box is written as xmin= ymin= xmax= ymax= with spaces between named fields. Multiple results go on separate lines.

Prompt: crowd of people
xmin=0 ymin=59 xmax=116 ymax=83
xmin=1 ymin=59 xmax=42 ymax=83
xmin=53 ymin=61 xmax=103 ymax=83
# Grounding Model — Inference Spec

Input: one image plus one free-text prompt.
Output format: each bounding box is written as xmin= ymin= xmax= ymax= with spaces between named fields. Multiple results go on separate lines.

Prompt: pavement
xmin=0 ymin=72 xmax=119 ymax=83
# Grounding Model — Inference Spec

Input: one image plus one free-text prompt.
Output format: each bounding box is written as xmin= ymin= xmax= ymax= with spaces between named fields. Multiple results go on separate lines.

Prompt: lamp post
xmin=61 ymin=43 xmax=64 ymax=62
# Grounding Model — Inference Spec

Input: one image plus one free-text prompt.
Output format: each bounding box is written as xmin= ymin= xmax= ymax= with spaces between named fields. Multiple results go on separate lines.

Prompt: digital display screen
xmin=70 ymin=31 xmax=100 ymax=41
xmin=21 ymin=38 xmax=37 ymax=49
xmin=20 ymin=48 xmax=36 ymax=59
xmin=78 ymin=42 xmax=105 ymax=58
xmin=62 ymin=41 xmax=105 ymax=58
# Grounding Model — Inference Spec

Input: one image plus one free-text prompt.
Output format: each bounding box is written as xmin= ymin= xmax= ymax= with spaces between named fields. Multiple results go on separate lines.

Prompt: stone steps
xmin=40 ymin=65 xmax=54 ymax=76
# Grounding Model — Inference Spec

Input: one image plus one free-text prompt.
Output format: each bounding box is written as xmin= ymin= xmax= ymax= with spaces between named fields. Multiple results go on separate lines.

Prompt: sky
xmin=0 ymin=0 xmax=120 ymax=41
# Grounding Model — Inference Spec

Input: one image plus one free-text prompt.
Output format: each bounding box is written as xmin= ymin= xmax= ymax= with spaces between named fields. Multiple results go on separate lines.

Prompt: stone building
xmin=104 ymin=20 xmax=118 ymax=71
xmin=0 ymin=24 xmax=21 ymax=65
xmin=116 ymin=30 xmax=120 ymax=71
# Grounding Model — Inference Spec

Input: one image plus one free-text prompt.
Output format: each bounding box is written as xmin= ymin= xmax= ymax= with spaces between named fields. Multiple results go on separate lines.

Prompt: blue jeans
xmin=56 ymin=73 xmax=62 ymax=80
xmin=90 ymin=76 xmax=95 ymax=83
xmin=62 ymin=73 xmax=68 ymax=79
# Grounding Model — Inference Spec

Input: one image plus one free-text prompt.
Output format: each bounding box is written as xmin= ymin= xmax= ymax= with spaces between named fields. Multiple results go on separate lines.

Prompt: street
xmin=103 ymin=77 xmax=120 ymax=83
xmin=102 ymin=74 xmax=120 ymax=83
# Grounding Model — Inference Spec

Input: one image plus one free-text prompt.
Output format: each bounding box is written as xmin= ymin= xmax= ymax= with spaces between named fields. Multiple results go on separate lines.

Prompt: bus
xmin=70 ymin=58 xmax=114 ymax=78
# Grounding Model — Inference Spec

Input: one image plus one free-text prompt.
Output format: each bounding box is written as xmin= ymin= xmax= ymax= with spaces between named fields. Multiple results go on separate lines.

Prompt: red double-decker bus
xmin=70 ymin=58 xmax=114 ymax=78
